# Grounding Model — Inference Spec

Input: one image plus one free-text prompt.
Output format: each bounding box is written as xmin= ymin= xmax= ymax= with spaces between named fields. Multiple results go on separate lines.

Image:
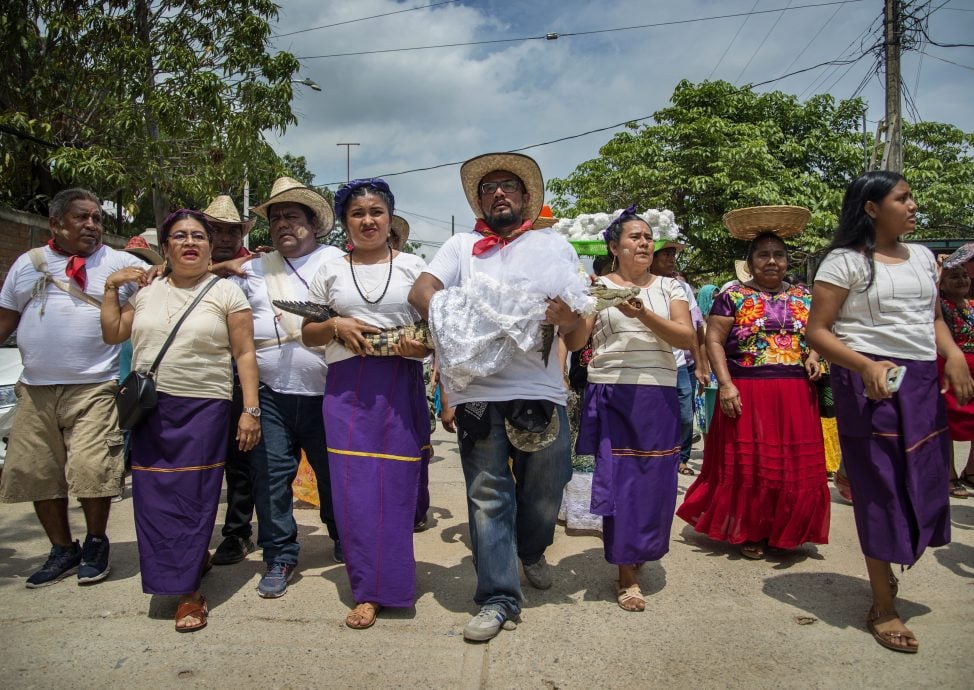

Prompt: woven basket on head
xmin=722 ymin=205 xmax=810 ymax=240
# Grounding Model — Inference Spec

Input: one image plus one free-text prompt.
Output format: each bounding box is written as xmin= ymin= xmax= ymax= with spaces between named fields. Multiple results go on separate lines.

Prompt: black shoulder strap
xmin=147 ymin=276 xmax=221 ymax=377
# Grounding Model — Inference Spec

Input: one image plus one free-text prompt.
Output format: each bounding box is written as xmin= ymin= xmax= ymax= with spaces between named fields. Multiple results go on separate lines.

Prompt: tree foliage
xmin=0 ymin=1 xmax=301 ymax=229
xmin=548 ymin=80 xmax=974 ymax=281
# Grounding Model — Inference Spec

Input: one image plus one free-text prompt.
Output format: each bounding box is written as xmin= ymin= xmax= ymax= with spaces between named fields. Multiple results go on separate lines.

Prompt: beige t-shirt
xmin=587 ymin=275 xmax=687 ymax=387
xmin=130 ymin=277 xmax=251 ymax=399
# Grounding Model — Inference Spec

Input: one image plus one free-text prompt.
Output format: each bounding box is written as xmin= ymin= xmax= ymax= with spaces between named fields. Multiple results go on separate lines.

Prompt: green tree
xmin=0 ymin=1 xmax=300 ymax=228
xmin=548 ymin=80 xmax=974 ymax=282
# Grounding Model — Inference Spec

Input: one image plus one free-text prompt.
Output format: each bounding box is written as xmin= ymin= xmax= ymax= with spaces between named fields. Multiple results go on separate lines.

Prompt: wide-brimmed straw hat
xmin=390 ymin=215 xmax=410 ymax=249
xmin=654 ymin=239 xmax=687 ymax=253
xmin=202 ymin=195 xmax=256 ymax=235
xmin=459 ymin=152 xmax=544 ymax=223
xmin=722 ymin=205 xmax=811 ymax=240
xmin=122 ymin=235 xmax=164 ymax=265
xmin=533 ymin=205 xmax=558 ymax=229
xmin=251 ymin=177 xmax=335 ymax=235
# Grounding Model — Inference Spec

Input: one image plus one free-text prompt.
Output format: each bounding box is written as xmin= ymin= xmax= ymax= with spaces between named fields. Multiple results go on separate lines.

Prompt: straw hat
xmin=459 ymin=153 xmax=544 ymax=223
xmin=533 ymin=205 xmax=558 ymax=229
xmin=654 ymin=239 xmax=687 ymax=253
xmin=390 ymin=215 xmax=410 ymax=249
xmin=722 ymin=205 xmax=811 ymax=240
xmin=122 ymin=235 xmax=164 ymax=265
xmin=734 ymin=259 xmax=753 ymax=283
xmin=202 ymin=195 xmax=256 ymax=234
xmin=251 ymin=177 xmax=335 ymax=235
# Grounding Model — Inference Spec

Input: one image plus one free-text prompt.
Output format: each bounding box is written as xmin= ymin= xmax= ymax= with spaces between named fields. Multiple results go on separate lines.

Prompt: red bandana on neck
xmin=46 ymin=239 xmax=88 ymax=290
xmin=471 ymin=219 xmax=534 ymax=256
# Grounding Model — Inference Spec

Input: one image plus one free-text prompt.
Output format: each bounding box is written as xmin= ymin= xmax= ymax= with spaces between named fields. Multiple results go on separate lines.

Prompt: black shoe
xmin=333 ymin=540 xmax=344 ymax=564
xmin=212 ymin=535 xmax=255 ymax=565
xmin=26 ymin=541 xmax=81 ymax=588
xmin=78 ymin=534 xmax=111 ymax=584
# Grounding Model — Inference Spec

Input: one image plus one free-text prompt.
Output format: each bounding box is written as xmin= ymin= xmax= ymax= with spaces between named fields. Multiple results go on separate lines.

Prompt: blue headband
xmin=334 ymin=178 xmax=395 ymax=222
xmin=602 ymin=204 xmax=639 ymax=243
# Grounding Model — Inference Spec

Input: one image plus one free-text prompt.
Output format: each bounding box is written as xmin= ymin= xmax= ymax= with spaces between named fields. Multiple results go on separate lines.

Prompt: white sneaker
xmin=463 ymin=606 xmax=514 ymax=641
xmin=523 ymin=556 xmax=552 ymax=590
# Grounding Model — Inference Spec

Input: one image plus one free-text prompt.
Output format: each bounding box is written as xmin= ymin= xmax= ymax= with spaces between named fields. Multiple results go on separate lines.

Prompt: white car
xmin=0 ymin=336 xmax=23 ymax=468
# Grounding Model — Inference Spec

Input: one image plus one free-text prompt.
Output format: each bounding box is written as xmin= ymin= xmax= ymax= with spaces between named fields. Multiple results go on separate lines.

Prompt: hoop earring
xmin=611 ymin=254 xmax=618 ymax=272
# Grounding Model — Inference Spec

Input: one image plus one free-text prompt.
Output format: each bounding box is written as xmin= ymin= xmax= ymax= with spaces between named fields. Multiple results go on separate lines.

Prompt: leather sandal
xmin=175 ymin=596 xmax=208 ymax=633
xmin=616 ymin=583 xmax=645 ymax=612
xmin=345 ymin=602 xmax=381 ymax=630
xmin=740 ymin=542 xmax=765 ymax=560
xmin=950 ymin=479 xmax=969 ymax=498
xmin=867 ymin=610 xmax=918 ymax=654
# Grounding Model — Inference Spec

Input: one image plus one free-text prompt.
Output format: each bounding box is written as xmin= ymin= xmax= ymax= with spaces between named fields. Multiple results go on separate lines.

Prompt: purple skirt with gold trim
xmin=576 ymin=383 xmax=680 ymax=564
xmin=324 ymin=356 xmax=431 ymax=608
xmin=832 ymin=356 xmax=950 ymax=565
xmin=131 ymin=393 xmax=229 ymax=595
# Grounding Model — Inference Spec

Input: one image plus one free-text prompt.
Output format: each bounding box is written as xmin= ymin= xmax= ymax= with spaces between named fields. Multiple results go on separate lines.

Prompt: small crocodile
xmin=274 ymin=285 xmax=641 ymax=362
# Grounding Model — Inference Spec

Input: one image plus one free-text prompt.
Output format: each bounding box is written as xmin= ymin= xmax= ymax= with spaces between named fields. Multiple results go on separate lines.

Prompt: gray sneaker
xmin=463 ymin=606 xmax=516 ymax=642
xmin=523 ymin=556 xmax=552 ymax=590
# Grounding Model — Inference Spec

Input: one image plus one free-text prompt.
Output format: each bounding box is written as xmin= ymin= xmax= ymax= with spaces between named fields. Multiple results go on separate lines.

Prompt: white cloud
xmin=264 ymin=0 xmax=974 ymax=252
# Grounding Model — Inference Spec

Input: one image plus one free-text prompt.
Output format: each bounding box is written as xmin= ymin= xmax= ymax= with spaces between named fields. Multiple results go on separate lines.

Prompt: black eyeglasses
xmin=480 ymin=179 xmax=521 ymax=195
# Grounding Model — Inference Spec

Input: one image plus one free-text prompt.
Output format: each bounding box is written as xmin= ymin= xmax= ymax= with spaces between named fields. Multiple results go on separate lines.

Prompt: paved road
xmin=0 ymin=430 xmax=971 ymax=688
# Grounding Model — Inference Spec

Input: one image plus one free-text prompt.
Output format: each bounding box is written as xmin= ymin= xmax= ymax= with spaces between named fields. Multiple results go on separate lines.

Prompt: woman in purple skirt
xmin=101 ymin=209 xmax=261 ymax=632
xmin=564 ymin=206 xmax=694 ymax=612
xmin=303 ymin=179 xmax=430 ymax=630
xmin=808 ymin=171 xmax=974 ymax=654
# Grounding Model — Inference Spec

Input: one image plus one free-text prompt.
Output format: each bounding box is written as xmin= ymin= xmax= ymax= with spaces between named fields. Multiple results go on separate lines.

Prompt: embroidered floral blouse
xmin=940 ymin=298 xmax=974 ymax=353
xmin=710 ymin=283 xmax=811 ymax=379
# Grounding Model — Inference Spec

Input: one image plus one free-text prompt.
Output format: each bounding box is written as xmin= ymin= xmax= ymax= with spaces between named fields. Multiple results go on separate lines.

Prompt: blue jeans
xmin=249 ymin=386 xmax=336 ymax=566
xmin=677 ymin=364 xmax=694 ymax=464
xmin=459 ymin=403 xmax=572 ymax=617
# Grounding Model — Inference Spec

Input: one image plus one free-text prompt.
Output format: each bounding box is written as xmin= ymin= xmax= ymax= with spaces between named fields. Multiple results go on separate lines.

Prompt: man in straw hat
xmin=229 ymin=176 xmax=345 ymax=597
xmin=0 ymin=188 xmax=145 ymax=587
xmin=650 ymin=239 xmax=708 ymax=476
xmin=201 ymin=194 xmax=263 ymax=566
xmin=409 ymin=152 xmax=584 ymax=641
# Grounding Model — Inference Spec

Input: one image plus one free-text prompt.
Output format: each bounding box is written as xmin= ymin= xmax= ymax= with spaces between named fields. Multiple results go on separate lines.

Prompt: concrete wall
xmin=0 ymin=206 xmax=127 ymax=287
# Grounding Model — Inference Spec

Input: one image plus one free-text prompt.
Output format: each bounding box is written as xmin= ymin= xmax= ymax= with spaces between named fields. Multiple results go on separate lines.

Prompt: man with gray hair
xmin=0 ymin=188 xmax=143 ymax=587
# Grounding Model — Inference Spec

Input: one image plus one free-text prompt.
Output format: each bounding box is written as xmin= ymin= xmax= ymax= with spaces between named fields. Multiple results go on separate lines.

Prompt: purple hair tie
xmin=602 ymin=204 xmax=638 ymax=242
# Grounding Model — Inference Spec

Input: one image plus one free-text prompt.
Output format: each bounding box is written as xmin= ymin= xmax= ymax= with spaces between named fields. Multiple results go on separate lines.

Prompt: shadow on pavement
xmin=933 ymin=540 xmax=974 ymax=578
xmin=761 ymin=571 xmax=933 ymax=628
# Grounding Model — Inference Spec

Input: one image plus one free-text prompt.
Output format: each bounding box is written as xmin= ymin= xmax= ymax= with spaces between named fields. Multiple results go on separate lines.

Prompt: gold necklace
xmin=165 ymin=276 xmax=203 ymax=324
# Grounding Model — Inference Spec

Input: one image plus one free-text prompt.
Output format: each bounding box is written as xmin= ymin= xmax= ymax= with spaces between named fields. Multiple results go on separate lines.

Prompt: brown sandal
xmin=345 ymin=602 xmax=381 ymax=630
xmin=740 ymin=542 xmax=765 ymax=560
xmin=867 ymin=610 xmax=918 ymax=654
xmin=175 ymin=596 xmax=208 ymax=633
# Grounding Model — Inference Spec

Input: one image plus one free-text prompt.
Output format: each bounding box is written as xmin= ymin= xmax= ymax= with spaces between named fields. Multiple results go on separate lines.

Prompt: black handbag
xmin=115 ymin=277 xmax=221 ymax=430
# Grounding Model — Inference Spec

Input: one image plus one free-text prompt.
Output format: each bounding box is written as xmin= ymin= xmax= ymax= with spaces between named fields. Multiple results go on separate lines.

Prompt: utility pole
xmin=336 ymin=143 xmax=359 ymax=183
xmin=883 ymin=0 xmax=903 ymax=172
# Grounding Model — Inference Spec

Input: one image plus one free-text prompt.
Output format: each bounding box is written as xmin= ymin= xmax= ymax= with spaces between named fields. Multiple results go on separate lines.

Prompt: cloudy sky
xmin=265 ymin=0 xmax=974 ymax=254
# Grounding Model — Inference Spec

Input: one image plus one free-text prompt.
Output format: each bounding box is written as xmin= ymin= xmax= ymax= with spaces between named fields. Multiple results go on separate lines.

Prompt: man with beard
xmin=0 ymin=188 xmax=143 ymax=587
xmin=239 ymin=177 xmax=344 ymax=597
xmin=409 ymin=153 xmax=582 ymax=641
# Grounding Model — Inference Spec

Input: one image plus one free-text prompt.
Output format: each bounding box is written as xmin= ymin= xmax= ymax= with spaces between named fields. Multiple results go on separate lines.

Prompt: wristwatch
xmin=242 ymin=406 xmax=261 ymax=418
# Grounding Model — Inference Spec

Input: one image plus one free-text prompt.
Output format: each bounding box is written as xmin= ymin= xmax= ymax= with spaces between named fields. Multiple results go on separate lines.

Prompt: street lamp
xmin=292 ymin=77 xmax=321 ymax=91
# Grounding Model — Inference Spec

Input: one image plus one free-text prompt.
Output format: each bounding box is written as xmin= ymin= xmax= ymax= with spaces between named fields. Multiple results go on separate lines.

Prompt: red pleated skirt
xmin=676 ymin=377 xmax=830 ymax=549
xmin=937 ymin=352 xmax=974 ymax=441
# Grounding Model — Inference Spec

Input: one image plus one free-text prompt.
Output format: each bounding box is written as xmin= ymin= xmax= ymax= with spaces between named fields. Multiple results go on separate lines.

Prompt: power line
xmin=919 ymin=49 xmax=974 ymax=71
xmin=737 ymin=0 xmax=794 ymax=83
xmin=780 ymin=1 xmax=848 ymax=75
xmin=296 ymin=0 xmax=868 ymax=60
xmin=275 ymin=1 xmax=462 ymax=38
xmin=708 ymin=0 xmax=761 ymax=79
xmin=798 ymin=9 xmax=883 ymax=98
xmin=747 ymin=52 xmax=872 ymax=88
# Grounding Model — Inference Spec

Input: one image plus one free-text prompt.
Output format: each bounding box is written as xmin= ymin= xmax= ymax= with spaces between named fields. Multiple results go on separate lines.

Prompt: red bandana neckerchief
xmin=471 ymin=219 xmax=534 ymax=256
xmin=46 ymin=239 xmax=90 ymax=291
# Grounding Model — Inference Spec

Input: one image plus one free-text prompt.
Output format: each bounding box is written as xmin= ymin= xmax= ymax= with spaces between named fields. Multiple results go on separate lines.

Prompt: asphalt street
xmin=0 ymin=429 xmax=971 ymax=688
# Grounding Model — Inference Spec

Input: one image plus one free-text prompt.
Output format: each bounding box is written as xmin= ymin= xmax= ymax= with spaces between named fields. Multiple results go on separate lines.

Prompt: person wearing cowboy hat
xmin=409 ymin=152 xmax=584 ymax=642
xmin=227 ymin=176 xmax=345 ymax=598
xmin=200 ymin=194 xmax=263 ymax=567
xmin=203 ymin=194 xmax=256 ymax=265
xmin=650 ymin=238 xmax=708 ymax=476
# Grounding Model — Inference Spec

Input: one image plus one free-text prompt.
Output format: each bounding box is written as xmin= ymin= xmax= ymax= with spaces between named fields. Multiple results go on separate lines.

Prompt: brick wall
xmin=0 ymin=206 xmax=127 ymax=287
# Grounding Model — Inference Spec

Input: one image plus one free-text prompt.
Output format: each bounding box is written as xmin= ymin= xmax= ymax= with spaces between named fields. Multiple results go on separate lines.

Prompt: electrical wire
xmin=295 ymin=0 xmax=868 ymax=60
xmin=919 ymin=49 xmax=974 ymax=71
xmin=737 ymin=0 xmax=793 ymax=83
xmin=275 ymin=1 xmax=462 ymax=38
xmin=708 ymin=0 xmax=761 ymax=79
xmin=780 ymin=0 xmax=848 ymax=74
